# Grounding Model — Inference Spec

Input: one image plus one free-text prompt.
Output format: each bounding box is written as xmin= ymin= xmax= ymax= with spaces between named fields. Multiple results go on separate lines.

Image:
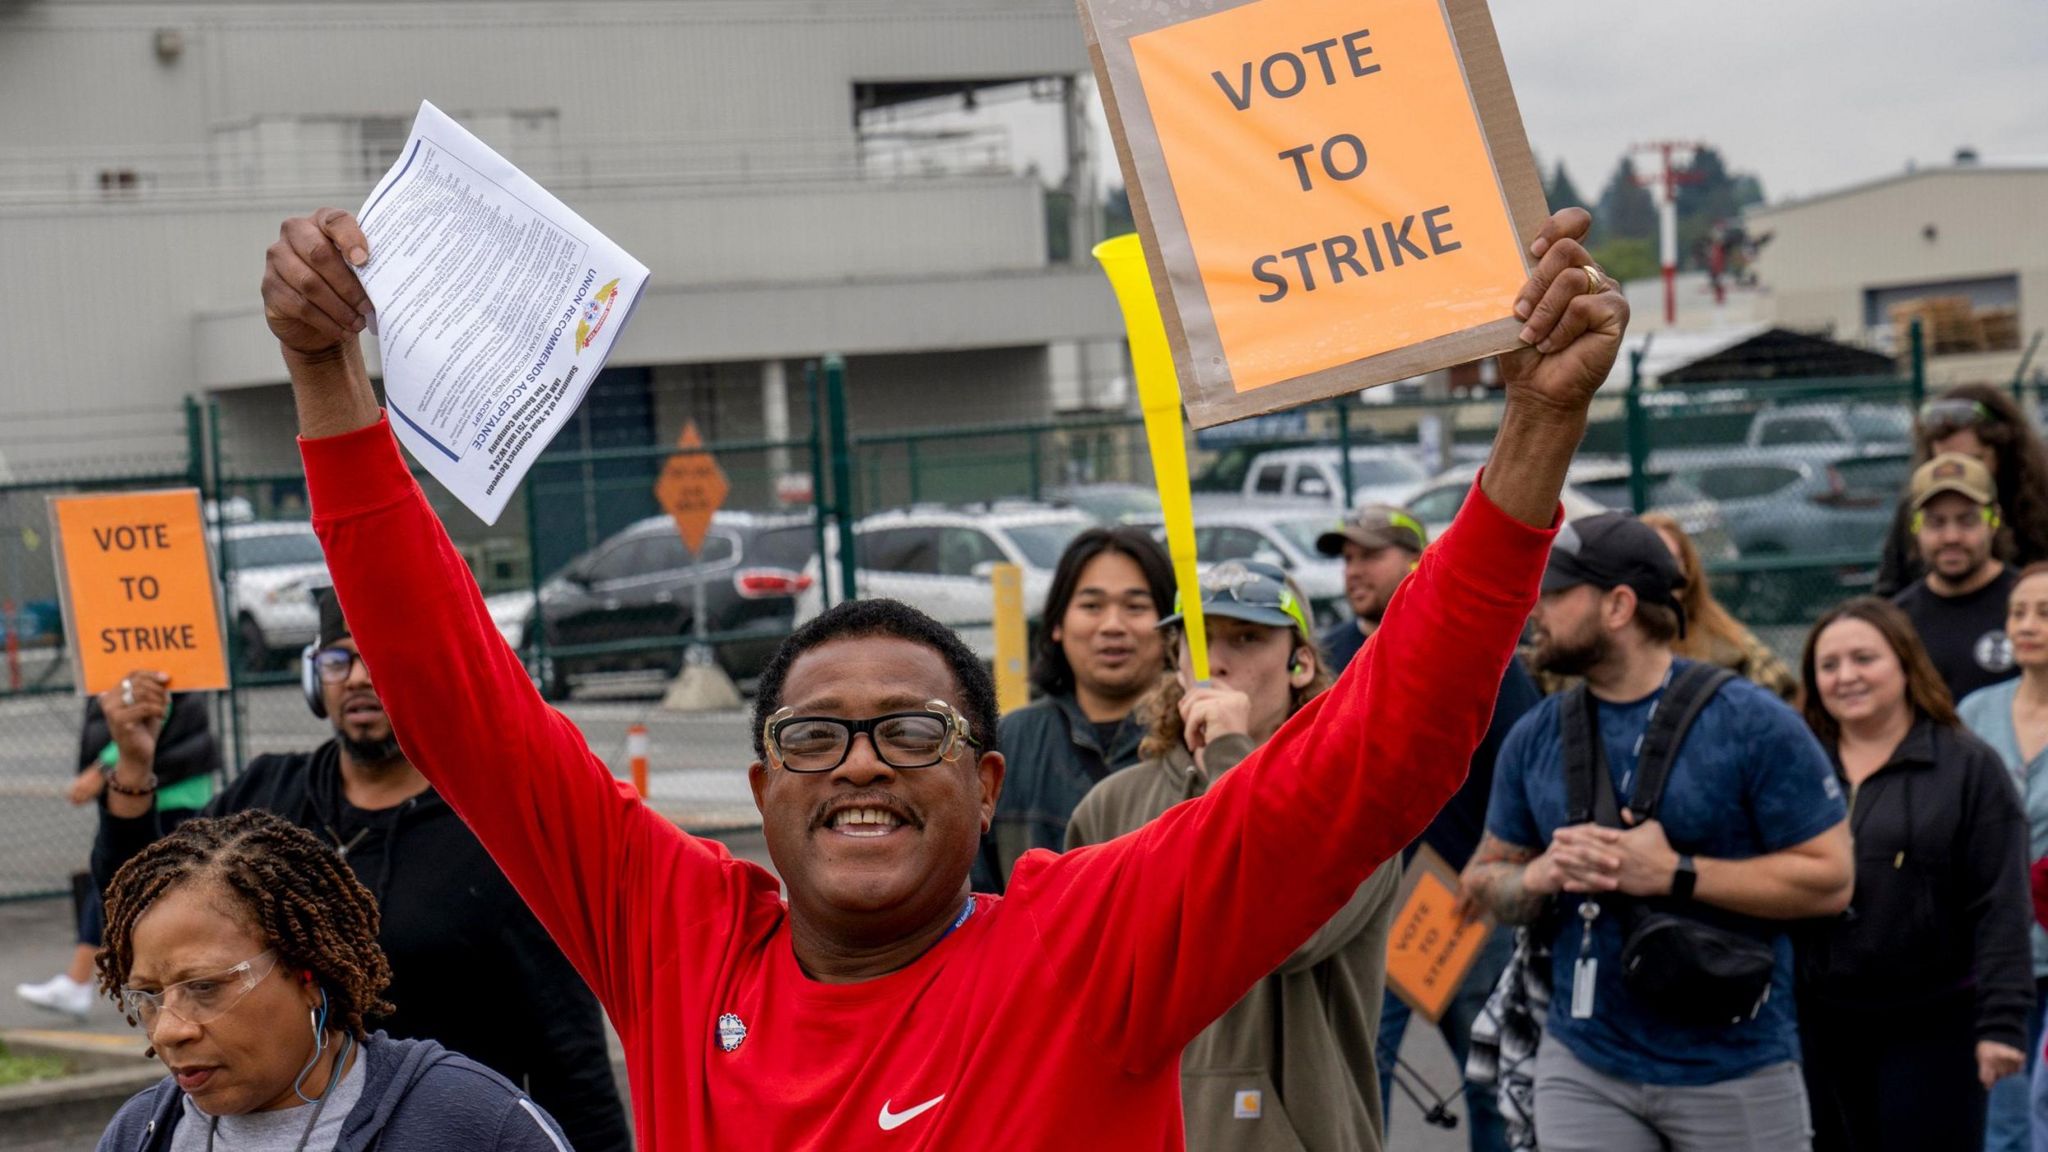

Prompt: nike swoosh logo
xmin=877 ymin=1095 xmax=945 ymax=1131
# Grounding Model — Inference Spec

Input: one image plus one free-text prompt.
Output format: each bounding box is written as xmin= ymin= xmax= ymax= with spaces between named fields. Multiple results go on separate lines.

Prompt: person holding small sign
xmin=263 ymin=201 xmax=1624 ymax=1149
xmin=1064 ymin=560 xmax=1400 ymax=1151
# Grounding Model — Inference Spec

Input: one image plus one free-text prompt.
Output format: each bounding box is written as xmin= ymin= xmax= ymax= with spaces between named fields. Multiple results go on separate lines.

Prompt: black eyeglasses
xmin=763 ymin=701 xmax=979 ymax=773
xmin=311 ymin=647 xmax=366 ymax=684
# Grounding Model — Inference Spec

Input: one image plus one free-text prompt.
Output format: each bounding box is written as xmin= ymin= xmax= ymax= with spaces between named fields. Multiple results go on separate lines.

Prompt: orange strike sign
xmin=49 ymin=488 xmax=229 ymax=696
xmin=1383 ymin=846 xmax=1494 ymax=1022
xmin=1079 ymin=0 xmax=1550 ymax=427
xmin=654 ymin=421 xmax=729 ymax=556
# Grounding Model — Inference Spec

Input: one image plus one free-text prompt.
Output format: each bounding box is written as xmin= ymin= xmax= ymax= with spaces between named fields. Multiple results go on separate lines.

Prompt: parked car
xmin=504 ymin=511 xmax=818 ymax=699
xmin=1403 ymin=464 xmax=1613 ymax=543
xmin=1668 ymin=453 xmax=1913 ymax=622
xmin=1239 ymin=446 xmax=1430 ymax=509
xmin=1743 ymin=403 xmax=1912 ymax=456
xmin=1564 ymin=462 xmax=1739 ymax=564
xmin=213 ymin=521 xmax=328 ymax=671
xmin=1044 ymin=482 xmax=1162 ymax=525
xmin=796 ymin=504 xmax=1094 ymax=659
xmin=1136 ymin=500 xmax=1349 ymax=629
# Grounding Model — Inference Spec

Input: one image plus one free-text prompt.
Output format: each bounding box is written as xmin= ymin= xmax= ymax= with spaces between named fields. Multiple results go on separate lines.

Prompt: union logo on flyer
xmin=576 ymin=278 xmax=621 ymax=352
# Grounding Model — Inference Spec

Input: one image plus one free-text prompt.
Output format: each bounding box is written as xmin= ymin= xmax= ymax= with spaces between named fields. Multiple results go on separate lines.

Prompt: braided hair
xmin=96 ymin=810 xmax=393 ymax=1043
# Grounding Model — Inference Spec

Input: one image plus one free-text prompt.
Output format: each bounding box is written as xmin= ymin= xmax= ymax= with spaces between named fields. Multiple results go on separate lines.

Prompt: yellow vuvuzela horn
xmin=1092 ymin=233 xmax=1209 ymax=683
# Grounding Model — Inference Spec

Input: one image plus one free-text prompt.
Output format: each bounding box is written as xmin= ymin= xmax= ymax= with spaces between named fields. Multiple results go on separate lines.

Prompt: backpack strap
xmin=1625 ymin=663 xmax=1736 ymax=823
xmin=1560 ymin=685 xmax=1598 ymax=827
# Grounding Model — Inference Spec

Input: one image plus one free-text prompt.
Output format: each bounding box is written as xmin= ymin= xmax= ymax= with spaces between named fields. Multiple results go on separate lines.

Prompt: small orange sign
xmin=653 ymin=421 xmax=728 ymax=556
xmin=49 ymin=489 xmax=229 ymax=696
xmin=1384 ymin=846 xmax=1493 ymax=1022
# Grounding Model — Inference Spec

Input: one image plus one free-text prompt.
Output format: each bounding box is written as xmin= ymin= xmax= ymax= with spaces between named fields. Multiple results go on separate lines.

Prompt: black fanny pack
xmin=1562 ymin=665 xmax=1776 ymax=1027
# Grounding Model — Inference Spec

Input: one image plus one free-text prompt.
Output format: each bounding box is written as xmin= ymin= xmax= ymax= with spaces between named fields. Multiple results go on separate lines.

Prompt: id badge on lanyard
xmin=1570 ymin=900 xmax=1599 ymax=1019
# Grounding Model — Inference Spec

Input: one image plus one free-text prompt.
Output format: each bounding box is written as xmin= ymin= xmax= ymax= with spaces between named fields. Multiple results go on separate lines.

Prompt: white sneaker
xmin=15 ymin=973 xmax=95 ymax=1021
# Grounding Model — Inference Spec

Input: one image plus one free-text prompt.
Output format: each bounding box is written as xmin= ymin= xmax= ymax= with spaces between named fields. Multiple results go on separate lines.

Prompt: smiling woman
xmin=92 ymin=810 xmax=578 ymax=1152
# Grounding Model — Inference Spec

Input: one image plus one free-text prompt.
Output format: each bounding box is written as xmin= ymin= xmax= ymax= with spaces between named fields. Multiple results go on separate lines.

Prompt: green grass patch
xmin=0 ymin=1042 xmax=70 ymax=1088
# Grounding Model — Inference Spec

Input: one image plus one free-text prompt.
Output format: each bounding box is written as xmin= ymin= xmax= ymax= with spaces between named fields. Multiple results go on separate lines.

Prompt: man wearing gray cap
xmin=1317 ymin=506 xmax=1535 ymax=1152
xmin=1461 ymin=512 xmax=1852 ymax=1151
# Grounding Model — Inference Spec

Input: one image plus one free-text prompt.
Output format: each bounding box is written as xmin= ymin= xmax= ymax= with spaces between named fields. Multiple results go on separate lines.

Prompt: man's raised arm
xmin=265 ymin=210 xmax=763 ymax=1016
xmin=1016 ymin=209 xmax=1627 ymax=1072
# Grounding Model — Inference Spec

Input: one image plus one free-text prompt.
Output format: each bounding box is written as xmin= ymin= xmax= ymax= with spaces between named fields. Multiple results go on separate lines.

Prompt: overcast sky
xmin=967 ymin=0 xmax=2048 ymax=209
xmin=1490 ymin=0 xmax=2048 ymax=204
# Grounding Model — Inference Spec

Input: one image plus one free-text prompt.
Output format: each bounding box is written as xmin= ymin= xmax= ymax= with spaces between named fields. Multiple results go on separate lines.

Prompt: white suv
xmin=214 ymin=521 xmax=329 ymax=671
xmin=796 ymin=505 xmax=1093 ymax=659
xmin=1239 ymin=446 xmax=1430 ymax=509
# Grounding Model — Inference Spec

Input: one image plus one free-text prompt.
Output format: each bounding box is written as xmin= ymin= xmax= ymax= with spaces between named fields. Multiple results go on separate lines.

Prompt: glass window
xmin=1252 ymin=464 xmax=1287 ymax=495
xmin=1758 ymin=418 xmax=1841 ymax=447
xmin=1845 ymin=409 xmax=1911 ymax=443
xmin=586 ymin=539 xmax=654 ymax=582
xmin=222 ymin=532 xmax=326 ymax=570
xmin=858 ymin=527 xmax=939 ymax=575
xmin=1003 ymin=522 xmax=1088 ymax=570
xmin=1833 ymin=456 xmax=1913 ymax=497
xmin=746 ymin=525 xmax=817 ymax=570
xmin=1273 ymin=517 xmax=1336 ymax=557
xmin=937 ymin=529 xmax=1008 ymax=577
xmin=1688 ymin=466 xmax=1802 ymax=502
xmin=1408 ymin=485 xmax=1467 ymax=523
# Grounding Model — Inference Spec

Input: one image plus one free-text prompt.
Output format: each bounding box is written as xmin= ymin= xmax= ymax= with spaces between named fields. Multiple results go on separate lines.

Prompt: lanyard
xmin=1615 ymin=667 xmax=1675 ymax=802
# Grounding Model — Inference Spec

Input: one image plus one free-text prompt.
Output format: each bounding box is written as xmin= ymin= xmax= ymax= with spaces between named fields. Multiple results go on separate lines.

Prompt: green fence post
xmin=1908 ymin=318 xmax=1927 ymax=412
xmin=906 ymin=438 xmax=922 ymax=506
xmin=1026 ymin=428 xmax=1043 ymax=502
xmin=1335 ymin=399 xmax=1355 ymax=507
xmin=183 ymin=396 xmax=205 ymax=490
xmin=825 ymin=355 xmax=859 ymax=602
xmin=1625 ymin=346 xmax=1650 ymax=515
xmin=206 ymin=399 xmax=247 ymax=771
xmin=805 ymin=361 xmax=832 ymax=609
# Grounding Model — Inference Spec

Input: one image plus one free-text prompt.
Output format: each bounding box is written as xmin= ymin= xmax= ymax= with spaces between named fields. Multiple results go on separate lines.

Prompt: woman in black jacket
xmin=1874 ymin=385 xmax=2048 ymax=598
xmin=1799 ymin=597 xmax=2034 ymax=1150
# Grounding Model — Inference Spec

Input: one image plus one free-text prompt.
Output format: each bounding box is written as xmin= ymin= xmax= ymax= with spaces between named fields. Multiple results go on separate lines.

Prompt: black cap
xmin=1541 ymin=512 xmax=1687 ymax=636
xmin=312 ymin=585 xmax=350 ymax=649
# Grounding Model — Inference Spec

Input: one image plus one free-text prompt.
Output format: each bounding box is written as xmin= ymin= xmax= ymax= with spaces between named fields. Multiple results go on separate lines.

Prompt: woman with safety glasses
xmin=93 ymin=809 xmax=575 ymax=1152
xmin=1875 ymin=385 xmax=2048 ymax=598
xmin=1064 ymin=560 xmax=1404 ymax=1152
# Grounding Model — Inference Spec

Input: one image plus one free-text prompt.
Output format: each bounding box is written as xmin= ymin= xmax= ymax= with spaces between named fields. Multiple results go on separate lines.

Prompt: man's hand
xmin=1554 ymin=819 xmax=1683 ymax=898
xmin=1179 ymin=683 xmax=1251 ymax=767
xmin=1979 ymin=1040 xmax=2026 ymax=1089
xmin=262 ymin=209 xmax=373 ymax=359
xmin=67 ymin=771 xmax=106 ymax=806
xmin=1460 ymin=833 xmax=1560 ymax=925
xmin=96 ymin=671 xmax=169 ymax=771
xmin=1498 ymin=208 xmax=1629 ymax=418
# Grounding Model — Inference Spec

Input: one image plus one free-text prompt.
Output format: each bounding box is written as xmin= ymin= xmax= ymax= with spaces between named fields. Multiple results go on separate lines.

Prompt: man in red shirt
xmin=260 ymin=204 xmax=1626 ymax=1149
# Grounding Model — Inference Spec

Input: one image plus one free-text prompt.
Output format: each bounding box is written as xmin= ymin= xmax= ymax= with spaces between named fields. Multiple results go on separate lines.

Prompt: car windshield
xmin=1846 ymin=409 xmax=1911 ymax=442
xmin=1272 ymin=517 xmax=1337 ymax=557
xmin=1573 ymin=475 xmax=1704 ymax=511
xmin=1345 ymin=452 xmax=1427 ymax=487
xmin=223 ymin=532 xmax=325 ymax=569
xmin=748 ymin=524 xmax=817 ymax=570
xmin=1003 ymin=521 xmax=1089 ymax=569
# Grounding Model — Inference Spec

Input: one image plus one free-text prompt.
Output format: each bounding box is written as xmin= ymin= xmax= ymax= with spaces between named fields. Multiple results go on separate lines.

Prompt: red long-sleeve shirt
xmin=304 ymin=416 xmax=1553 ymax=1150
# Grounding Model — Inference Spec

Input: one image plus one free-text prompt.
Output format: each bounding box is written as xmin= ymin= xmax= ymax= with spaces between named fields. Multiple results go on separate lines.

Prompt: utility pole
xmin=1631 ymin=140 xmax=1707 ymax=326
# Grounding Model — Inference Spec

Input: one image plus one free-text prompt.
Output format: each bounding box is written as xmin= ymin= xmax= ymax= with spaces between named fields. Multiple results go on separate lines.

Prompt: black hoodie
xmin=94 ymin=743 xmax=628 ymax=1152
xmin=96 ymin=1032 xmax=572 ymax=1152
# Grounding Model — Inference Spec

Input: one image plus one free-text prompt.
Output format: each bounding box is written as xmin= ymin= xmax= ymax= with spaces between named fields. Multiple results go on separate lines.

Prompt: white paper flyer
xmin=354 ymin=101 xmax=649 ymax=524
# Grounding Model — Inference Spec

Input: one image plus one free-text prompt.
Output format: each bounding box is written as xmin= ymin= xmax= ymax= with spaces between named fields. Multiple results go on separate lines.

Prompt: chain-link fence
xmin=16 ymin=342 xmax=2042 ymax=899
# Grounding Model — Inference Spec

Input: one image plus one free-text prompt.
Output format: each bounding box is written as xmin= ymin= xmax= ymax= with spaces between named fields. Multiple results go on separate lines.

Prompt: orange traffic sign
xmin=654 ymin=421 xmax=728 ymax=556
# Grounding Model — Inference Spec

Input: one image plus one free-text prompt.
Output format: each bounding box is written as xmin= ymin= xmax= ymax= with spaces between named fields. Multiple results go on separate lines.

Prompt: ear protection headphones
xmin=300 ymin=644 xmax=327 ymax=720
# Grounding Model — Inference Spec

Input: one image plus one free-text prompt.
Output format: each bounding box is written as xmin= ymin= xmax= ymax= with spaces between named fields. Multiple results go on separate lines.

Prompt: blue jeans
xmin=1993 ymin=984 xmax=2048 ymax=1152
xmin=1379 ymin=924 xmax=1514 ymax=1152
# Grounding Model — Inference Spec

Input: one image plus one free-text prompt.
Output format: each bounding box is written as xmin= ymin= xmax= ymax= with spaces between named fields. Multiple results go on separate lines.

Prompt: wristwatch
xmin=1671 ymin=854 xmax=1698 ymax=901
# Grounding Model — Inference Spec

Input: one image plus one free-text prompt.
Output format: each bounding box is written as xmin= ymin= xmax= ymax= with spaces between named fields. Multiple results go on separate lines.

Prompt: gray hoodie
xmin=95 ymin=1033 xmax=574 ymax=1152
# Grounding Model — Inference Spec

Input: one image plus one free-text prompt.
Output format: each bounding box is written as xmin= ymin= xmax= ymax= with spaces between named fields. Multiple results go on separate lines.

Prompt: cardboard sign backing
xmin=1079 ymin=0 xmax=1549 ymax=427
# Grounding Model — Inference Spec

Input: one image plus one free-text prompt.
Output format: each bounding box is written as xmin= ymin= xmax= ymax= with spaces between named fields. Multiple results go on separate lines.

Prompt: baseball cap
xmin=1157 ymin=560 xmax=1312 ymax=639
xmin=1315 ymin=504 xmax=1428 ymax=558
xmin=1541 ymin=512 xmax=1687 ymax=633
xmin=1909 ymin=452 xmax=1995 ymax=511
xmin=311 ymin=584 xmax=351 ymax=648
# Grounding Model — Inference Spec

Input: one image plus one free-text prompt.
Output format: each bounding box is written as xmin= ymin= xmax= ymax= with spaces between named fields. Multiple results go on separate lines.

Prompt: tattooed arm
xmin=1460 ymin=833 xmax=1561 ymax=924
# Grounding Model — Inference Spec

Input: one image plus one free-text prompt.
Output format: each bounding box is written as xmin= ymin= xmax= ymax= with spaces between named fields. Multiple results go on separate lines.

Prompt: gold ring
xmin=1582 ymin=265 xmax=1608 ymax=295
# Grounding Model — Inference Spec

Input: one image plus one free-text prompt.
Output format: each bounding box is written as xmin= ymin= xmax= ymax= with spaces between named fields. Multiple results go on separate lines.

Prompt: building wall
xmin=0 ymin=0 xmax=1121 ymax=477
xmin=1748 ymin=166 xmax=2048 ymax=385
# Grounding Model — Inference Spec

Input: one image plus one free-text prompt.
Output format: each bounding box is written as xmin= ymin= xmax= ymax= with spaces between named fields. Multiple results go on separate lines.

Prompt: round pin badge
xmin=716 ymin=1012 xmax=748 ymax=1053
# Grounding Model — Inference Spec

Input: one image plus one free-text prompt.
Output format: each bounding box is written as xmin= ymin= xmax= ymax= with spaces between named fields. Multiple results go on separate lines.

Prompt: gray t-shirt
xmin=170 ymin=1044 xmax=365 ymax=1152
